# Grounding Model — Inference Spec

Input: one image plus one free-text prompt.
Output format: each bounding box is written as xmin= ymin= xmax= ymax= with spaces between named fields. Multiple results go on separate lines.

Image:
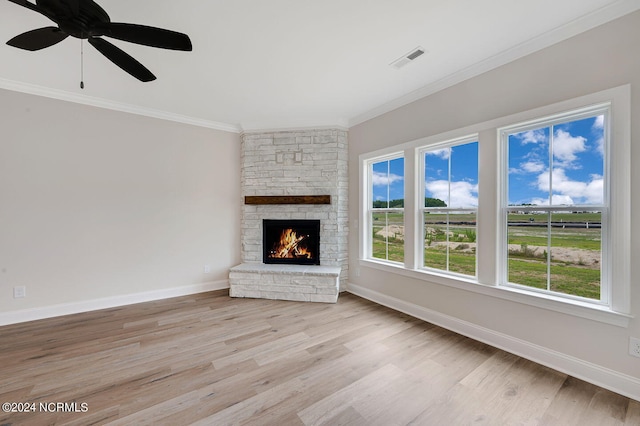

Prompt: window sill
xmin=358 ymin=259 xmax=632 ymax=328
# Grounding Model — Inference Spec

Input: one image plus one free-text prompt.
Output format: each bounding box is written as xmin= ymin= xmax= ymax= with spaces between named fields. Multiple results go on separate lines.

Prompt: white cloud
xmin=372 ymin=171 xmax=403 ymax=186
xmin=516 ymin=129 xmax=547 ymax=144
xmin=425 ymin=180 xmax=478 ymax=208
xmin=592 ymin=116 xmax=605 ymax=156
xmin=536 ymin=168 xmax=603 ymax=205
xmin=522 ymin=161 xmax=545 ymax=173
xmin=425 ymin=148 xmax=450 ymax=160
xmin=591 ymin=115 xmax=604 ymax=157
xmin=530 ymin=195 xmax=575 ymax=206
xmin=510 ymin=160 xmax=545 ymax=175
xmin=595 ymin=137 xmax=605 ymax=156
xmin=553 ymin=129 xmax=586 ymax=165
xmin=593 ymin=115 xmax=604 ymax=130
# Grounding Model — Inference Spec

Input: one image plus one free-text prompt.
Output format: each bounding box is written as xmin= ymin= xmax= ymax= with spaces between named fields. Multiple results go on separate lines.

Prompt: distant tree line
xmin=373 ymin=198 xmax=447 ymax=208
xmin=425 ymin=197 xmax=447 ymax=207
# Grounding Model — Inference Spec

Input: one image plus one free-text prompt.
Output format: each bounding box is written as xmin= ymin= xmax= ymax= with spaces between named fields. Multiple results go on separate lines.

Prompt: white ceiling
xmin=1 ymin=0 xmax=638 ymax=132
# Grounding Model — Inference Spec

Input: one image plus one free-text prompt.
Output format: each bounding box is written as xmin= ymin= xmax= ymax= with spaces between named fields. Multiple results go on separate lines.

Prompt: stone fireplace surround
xmin=229 ymin=129 xmax=348 ymax=303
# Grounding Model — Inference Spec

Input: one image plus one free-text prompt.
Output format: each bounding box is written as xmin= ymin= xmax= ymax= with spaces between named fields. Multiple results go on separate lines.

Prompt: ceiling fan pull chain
xmin=80 ymin=38 xmax=85 ymax=89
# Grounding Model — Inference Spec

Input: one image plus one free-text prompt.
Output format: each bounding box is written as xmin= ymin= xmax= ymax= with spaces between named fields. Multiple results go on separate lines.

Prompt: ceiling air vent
xmin=390 ymin=46 xmax=426 ymax=69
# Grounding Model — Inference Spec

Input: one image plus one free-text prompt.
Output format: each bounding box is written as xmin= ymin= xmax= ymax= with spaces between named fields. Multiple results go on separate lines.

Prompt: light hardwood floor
xmin=1 ymin=290 xmax=638 ymax=425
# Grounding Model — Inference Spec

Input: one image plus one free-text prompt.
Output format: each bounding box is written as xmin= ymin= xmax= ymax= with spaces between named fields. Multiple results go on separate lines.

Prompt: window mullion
xmin=386 ymin=161 xmax=390 ymax=209
xmin=546 ymin=127 xmax=553 ymax=293
xmin=385 ymin=212 xmax=389 ymax=261
xmin=446 ymin=212 xmax=450 ymax=272
xmin=446 ymin=148 xmax=451 ymax=272
xmin=549 ymin=125 xmax=554 ymax=206
xmin=546 ymin=211 xmax=551 ymax=292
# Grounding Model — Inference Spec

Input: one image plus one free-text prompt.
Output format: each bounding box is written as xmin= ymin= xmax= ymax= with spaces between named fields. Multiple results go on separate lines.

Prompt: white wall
xmin=348 ymin=11 xmax=640 ymax=397
xmin=0 ymin=90 xmax=241 ymax=321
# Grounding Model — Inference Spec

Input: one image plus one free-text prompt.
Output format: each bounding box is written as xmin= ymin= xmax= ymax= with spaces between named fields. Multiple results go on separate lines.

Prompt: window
xmin=358 ymin=85 xmax=630 ymax=323
xmin=421 ymin=139 xmax=478 ymax=277
xmin=501 ymin=106 xmax=608 ymax=303
xmin=368 ymin=156 xmax=404 ymax=263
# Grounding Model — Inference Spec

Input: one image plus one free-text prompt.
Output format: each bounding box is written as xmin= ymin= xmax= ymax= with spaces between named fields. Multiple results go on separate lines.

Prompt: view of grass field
xmin=369 ymin=114 xmax=605 ymax=301
xmin=371 ymin=212 xmax=404 ymax=262
xmin=424 ymin=213 xmax=476 ymax=276
xmin=371 ymin=212 xmax=601 ymax=300
xmin=507 ymin=212 xmax=601 ymax=299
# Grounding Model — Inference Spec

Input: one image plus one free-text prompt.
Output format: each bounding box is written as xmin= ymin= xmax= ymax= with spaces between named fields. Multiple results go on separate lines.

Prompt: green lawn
xmin=372 ymin=212 xmax=405 ymax=262
xmin=507 ymin=258 xmax=600 ymax=299
xmin=424 ymin=246 xmax=476 ymax=276
xmin=371 ymin=236 xmax=404 ymax=262
xmin=508 ymin=227 xmax=601 ymax=250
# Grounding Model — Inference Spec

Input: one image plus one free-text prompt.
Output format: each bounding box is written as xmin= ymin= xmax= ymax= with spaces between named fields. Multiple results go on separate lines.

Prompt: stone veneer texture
xmin=240 ymin=129 xmax=348 ymax=290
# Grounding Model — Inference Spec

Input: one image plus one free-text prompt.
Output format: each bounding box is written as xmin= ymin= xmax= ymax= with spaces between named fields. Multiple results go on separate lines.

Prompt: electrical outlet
xmin=13 ymin=286 xmax=26 ymax=299
xmin=204 ymin=265 xmax=211 ymax=274
xmin=630 ymin=337 xmax=640 ymax=358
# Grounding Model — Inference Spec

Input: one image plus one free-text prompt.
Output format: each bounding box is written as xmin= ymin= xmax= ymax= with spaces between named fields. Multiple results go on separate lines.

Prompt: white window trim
xmin=358 ymin=84 xmax=632 ymax=328
xmin=362 ymin=152 xmax=405 ymax=264
xmin=418 ymin=136 xmax=479 ymax=278
xmin=498 ymin=103 xmax=611 ymax=307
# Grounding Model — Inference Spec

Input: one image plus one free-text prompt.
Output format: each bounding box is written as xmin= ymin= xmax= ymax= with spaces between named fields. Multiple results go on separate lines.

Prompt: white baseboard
xmin=347 ymin=282 xmax=640 ymax=402
xmin=0 ymin=280 xmax=229 ymax=326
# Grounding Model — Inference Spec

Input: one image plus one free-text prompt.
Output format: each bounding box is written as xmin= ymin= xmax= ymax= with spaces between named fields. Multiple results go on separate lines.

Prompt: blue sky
xmin=372 ymin=157 xmax=404 ymax=205
xmin=424 ymin=142 xmax=478 ymax=208
xmin=371 ymin=142 xmax=480 ymax=207
xmin=508 ymin=115 xmax=604 ymax=206
xmin=371 ymin=116 xmax=603 ymax=209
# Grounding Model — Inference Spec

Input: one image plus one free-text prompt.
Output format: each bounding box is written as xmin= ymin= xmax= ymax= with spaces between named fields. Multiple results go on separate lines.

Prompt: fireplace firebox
xmin=263 ymin=219 xmax=320 ymax=265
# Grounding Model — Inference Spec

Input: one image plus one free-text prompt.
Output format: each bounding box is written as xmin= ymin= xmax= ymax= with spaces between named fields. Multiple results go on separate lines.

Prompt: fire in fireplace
xmin=263 ymin=219 xmax=320 ymax=265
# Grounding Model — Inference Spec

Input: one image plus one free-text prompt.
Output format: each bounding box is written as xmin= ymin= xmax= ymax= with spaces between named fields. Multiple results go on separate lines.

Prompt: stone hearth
xmin=229 ymin=263 xmax=340 ymax=303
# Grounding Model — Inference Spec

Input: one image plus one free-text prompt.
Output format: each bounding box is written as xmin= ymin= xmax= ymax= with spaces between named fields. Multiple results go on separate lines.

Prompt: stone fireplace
xmin=229 ymin=129 xmax=348 ymax=303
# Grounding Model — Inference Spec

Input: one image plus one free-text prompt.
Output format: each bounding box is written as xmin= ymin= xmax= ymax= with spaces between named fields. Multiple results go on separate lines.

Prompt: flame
xmin=270 ymin=228 xmax=312 ymax=259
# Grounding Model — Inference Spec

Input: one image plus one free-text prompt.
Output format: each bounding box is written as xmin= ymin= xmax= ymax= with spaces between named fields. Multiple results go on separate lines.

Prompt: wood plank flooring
xmin=0 ymin=290 xmax=638 ymax=425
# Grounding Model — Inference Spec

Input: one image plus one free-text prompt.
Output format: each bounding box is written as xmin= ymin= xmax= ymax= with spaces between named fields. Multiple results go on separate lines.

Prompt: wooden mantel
xmin=244 ymin=195 xmax=331 ymax=205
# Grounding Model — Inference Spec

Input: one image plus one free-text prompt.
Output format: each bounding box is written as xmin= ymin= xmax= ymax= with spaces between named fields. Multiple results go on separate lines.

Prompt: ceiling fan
xmin=5 ymin=0 xmax=192 ymax=83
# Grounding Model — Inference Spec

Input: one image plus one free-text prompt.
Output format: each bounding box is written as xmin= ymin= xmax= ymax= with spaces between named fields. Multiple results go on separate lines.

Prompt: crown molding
xmin=239 ymin=121 xmax=349 ymax=134
xmin=348 ymin=0 xmax=640 ymax=128
xmin=0 ymin=77 xmax=241 ymax=133
xmin=3 ymin=0 xmax=637 ymax=133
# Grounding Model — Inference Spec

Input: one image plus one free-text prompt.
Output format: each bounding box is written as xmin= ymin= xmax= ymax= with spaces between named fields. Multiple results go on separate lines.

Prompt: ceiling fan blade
xmin=88 ymin=37 xmax=156 ymax=82
xmin=99 ymin=23 xmax=192 ymax=51
xmin=64 ymin=0 xmax=81 ymax=17
xmin=7 ymin=27 xmax=68 ymax=51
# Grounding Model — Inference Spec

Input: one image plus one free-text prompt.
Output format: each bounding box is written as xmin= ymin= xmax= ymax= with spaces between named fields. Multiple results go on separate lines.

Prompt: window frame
xmin=419 ymin=136 xmax=479 ymax=278
xmin=357 ymin=85 xmax=631 ymax=326
xmin=364 ymin=152 xmax=405 ymax=265
xmin=498 ymin=105 xmax=611 ymax=306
